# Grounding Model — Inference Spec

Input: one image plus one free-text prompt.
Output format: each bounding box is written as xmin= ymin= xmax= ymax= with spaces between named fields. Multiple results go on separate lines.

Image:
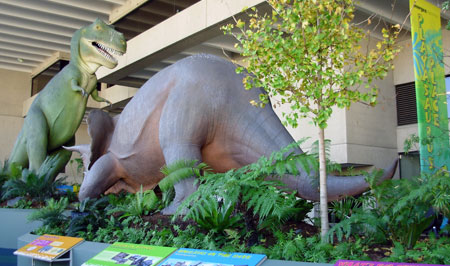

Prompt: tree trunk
xmin=318 ymin=126 xmax=329 ymax=241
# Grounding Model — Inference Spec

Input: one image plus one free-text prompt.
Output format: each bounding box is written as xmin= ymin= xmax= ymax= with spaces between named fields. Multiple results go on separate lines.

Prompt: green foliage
xmin=2 ymin=167 xmax=66 ymax=203
xmin=69 ymin=158 xmax=84 ymax=175
xmin=28 ymin=197 xmax=69 ymax=227
xmin=186 ymin=195 xmax=242 ymax=232
xmin=251 ymin=230 xmax=369 ymax=262
xmin=13 ymin=198 xmax=34 ymax=209
xmin=223 ymin=0 xmax=400 ymax=239
xmin=223 ymin=0 xmax=400 ymax=129
xmin=309 ymin=139 xmax=342 ymax=173
xmin=66 ymin=196 xmax=110 ymax=237
xmin=0 ymin=161 xmax=10 ymax=197
xmin=330 ymin=196 xmax=362 ymax=221
xmin=387 ymin=236 xmax=450 ymax=264
xmin=403 ymin=134 xmax=421 ymax=154
xmin=328 ymin=169 xmax=450 ymax=249
xmin=30 ymin=193 xmax=450 ymax=264
xmin=177 ymin=142 xmax=315 ymax=230
xmin=159 ymin=160 xmax=210 ymax=209
xmin=108 ymin=186 xmax=159 ymax=219
xmin=443 ymin=1 xmax=450 ymax=30
xmin=159 ymin=160 xmax=210 ymax=192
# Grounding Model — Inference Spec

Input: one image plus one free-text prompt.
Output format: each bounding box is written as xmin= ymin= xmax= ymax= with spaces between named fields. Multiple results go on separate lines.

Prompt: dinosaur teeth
xmin=93 ymin=42 xmax=122 ymax=63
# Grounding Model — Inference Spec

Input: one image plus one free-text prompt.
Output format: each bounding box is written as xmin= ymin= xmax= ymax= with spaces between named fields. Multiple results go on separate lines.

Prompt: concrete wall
xmin=345 ymin=70 xmax=398 ymax=169
xmin=0 ymin=69 xmax=30 ymax=163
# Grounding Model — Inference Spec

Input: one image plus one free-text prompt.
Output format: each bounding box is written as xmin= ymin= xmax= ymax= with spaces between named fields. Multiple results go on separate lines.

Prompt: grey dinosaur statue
xmin=70 ymin=54 xmax=397 ymax=214
xmin=8 ymin=19 xmax=126 ymax=178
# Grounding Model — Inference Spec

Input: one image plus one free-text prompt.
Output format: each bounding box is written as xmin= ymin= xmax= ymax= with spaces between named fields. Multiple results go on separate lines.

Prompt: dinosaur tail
xmin=282 ymin=160 xmax=398 ymax=202
xmin=254 ymin=105 xmax=398 ymax=202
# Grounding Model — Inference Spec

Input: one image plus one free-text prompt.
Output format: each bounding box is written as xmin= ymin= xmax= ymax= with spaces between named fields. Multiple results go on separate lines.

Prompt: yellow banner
xmin=410 ymin=0 xmax=450 ymax=173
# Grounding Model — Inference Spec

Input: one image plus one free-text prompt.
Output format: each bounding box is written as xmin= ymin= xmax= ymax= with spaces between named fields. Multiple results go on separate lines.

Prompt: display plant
xmin=222 ymin=0 xmax=400 ymax=239
xmin=19 ymin=142 xmax=449 ymax=265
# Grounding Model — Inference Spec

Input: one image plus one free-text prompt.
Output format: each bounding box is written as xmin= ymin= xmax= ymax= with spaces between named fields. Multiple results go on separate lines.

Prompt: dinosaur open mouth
xmin=92 ymin=41 xmax=123 ymax=63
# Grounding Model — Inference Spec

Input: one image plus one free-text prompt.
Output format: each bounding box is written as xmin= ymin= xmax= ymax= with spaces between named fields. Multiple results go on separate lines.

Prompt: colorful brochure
xmin=158 ymin=248 xmax=267 ymax=266
xmin=14 ymin=234 xmax=84 ymax=261
xmin=82 ymin=242 xmax=178 ymax=266
xmin=335 ymin=260 xmax=449 ymax=266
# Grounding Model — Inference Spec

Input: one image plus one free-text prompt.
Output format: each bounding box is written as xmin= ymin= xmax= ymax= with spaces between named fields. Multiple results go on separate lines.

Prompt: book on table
xmin=158 ymin=248 xmax=267 ymax=266
xmin=82 ymin=242 xmax=177 ymax=266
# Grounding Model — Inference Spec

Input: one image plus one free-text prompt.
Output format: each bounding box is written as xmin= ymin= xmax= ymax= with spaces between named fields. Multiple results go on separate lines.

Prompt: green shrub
xmin=159 ymin=160 xmax=210 ymax=209
xmin=28 ymin=197 xmax=69 ymax=228
xmin=327 ymin=169 xmax=450 ymax=249
xmin=2 ymin=167 xmax=66 ymax=203
xmin=187 ymin=196 xmax=243 ymax=232
xmin=66 ymin=196 xmax=110 ymax=236
xmin=107 ymin=186 xmax=159 ymax=219
xmin=177 ymin=142 xmax=315 ymax=231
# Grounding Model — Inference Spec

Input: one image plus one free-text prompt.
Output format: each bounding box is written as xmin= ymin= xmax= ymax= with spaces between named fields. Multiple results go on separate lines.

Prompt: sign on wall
xmin=410 ymin=0 xmax=450 ymax=173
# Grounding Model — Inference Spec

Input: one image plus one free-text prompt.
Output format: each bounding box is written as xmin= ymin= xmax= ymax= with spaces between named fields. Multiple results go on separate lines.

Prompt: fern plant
xmin=159 ymin=160 xmax=210 ymax=191
xmin=159 ymin=160 xmax=210 ymax=208
xmin=327 ymin=169 xmax=450 ymax=248
xmin=176 ymin=141 xmax=316 ymax=231
xmin=28 ymin=197 xmax=69 ymax=227
xmin=108 ymin=186 xmax=159 ymax=219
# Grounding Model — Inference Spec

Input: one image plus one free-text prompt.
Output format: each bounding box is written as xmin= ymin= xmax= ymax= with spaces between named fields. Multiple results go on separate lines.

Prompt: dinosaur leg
xmin=23 ymin=109 xmax=49 ymax=172
xmin=8 ymin=131 xmax=29 ymax=170
xmin=161 ymin=144 xmax=202 ymax=215
xmin=78 ymin=152 xmax=122 ymax=201
xmin=37 ymin=137 xmax=74 ymax=180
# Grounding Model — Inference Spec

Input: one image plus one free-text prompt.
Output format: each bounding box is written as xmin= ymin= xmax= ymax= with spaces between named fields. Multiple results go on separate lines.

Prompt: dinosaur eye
xmin=96 ymin=25 xmax=101 ymax=30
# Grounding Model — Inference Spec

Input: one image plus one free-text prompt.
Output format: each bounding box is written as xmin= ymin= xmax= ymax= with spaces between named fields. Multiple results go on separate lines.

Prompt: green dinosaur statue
xmin=8 ymin=19 xmax=126 ymax=179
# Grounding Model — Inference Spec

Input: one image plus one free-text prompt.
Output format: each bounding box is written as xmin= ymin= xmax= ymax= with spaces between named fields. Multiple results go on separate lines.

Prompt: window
xmin=396 ymin=82 xmax=417 ymax=126
xmin=445 ymin=76 xmax=450 ymax=117
xmin=396 ymin=76 xmax=450 ymax=126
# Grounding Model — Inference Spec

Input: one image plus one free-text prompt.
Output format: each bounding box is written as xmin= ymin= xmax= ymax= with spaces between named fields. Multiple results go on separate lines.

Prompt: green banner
xmin=410 ymin=0 xmax=450 ymax=173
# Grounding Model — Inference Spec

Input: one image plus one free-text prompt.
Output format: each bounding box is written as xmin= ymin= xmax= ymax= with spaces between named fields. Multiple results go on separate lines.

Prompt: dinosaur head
xmin=71 ymin=18 xmax=126 ymax=73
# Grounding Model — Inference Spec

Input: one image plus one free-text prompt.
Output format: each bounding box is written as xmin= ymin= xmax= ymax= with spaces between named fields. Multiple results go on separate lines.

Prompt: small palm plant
xmin=108 ymin=186 xmax=159 ymax=219
xmin=2 ymin=167 xmax=66 ymax=204
xmin=28 ymin=197 xmax=69 ymax=228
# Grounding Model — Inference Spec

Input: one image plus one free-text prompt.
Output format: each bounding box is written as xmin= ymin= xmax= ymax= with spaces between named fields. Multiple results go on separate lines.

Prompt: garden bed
xmin=2 ymin=150 xmax=449 ymax=265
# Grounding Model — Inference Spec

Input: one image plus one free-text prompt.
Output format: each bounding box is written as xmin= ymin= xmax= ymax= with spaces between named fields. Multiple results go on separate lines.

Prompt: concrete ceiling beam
xmin=31 ymin=51 xmax=71 ymax=78
xmin=0 ymin=2 xmax=88 ymax=30
xmin=0 ymin=33 xmax=69 ymax=52
xmin=46 ymin=0 xmax=114 ymax=15
xmin=0 ymin=14 xmax=75 ymax=37
xmin=109 ymin=0 xmax=150 ymax=24
xmin=0 ymin=48 xmax=47 ymax=62
xmin=355 ymin=0 xmax=412 ymax=31
xmin=0 ymin=55 xmax=39 ymax=67
xmin=96 ymin=0 xmax=266 ymax=83
xmin=0 ymin=42 xmax=54 ymax=57
xmin=0 ymin=62 xmax=32 ymax=72
xmin=0 ymin=24 xmax=70 ymax=46
xmin=140 ymin=1 xmax=182 ymax=17
xmin=0 ymin=0 xmax=102 ymax=23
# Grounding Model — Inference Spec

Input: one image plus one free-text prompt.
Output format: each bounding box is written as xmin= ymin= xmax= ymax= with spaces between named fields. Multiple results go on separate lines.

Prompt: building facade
xmin=0 ymin=0 xmax=449 ymax=180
